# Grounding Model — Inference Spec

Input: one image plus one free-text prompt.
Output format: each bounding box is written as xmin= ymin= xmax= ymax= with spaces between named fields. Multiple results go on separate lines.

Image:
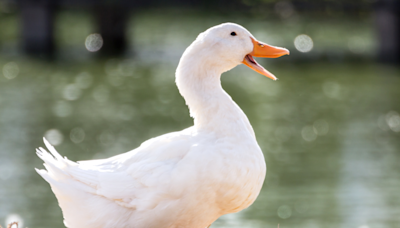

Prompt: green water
xmin=0 ymin=10 xmax=400 ymax=228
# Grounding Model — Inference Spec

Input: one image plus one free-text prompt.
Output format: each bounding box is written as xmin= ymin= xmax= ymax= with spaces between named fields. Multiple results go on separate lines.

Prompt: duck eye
xmin=230 ymin=32 xmax=237 ymax=36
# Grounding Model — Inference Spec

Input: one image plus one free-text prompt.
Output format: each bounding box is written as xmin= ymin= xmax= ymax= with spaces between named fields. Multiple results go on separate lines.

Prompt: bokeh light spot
xmin=3 ymin=62 xmax=19 ymax=79
xmin=301 ymin=125 xmax=317 ymax=142
xmin=313 ymin=119 xmax=329 ymax=135
xmin=294 ymin=34 xmax=313 ymax=53
xmin=70 ymin=127 xmax=85 ymax=144
xmin=386 ymin=111 xmax=400 ymax=132
xmin=63 ymin=84 xmax=82 ymax=101
xmin=97 ymin=131 xmax=115 ymax=146
xmin=85 ymin=33 xmax=103 ymax=52
xmin=277 ymin=205 xmax=292 ymax=219
xmin=44 ymin=129 xmax=64 ymax=146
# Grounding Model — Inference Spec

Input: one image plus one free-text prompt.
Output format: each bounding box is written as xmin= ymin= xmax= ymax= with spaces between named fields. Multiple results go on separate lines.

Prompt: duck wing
xmin=36 ymin=128 xmax=197 ymax=210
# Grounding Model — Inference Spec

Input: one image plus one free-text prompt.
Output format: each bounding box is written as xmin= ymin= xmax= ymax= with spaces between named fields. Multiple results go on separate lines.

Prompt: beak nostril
xmin=258 ymin=43 xmax=264 ymax=47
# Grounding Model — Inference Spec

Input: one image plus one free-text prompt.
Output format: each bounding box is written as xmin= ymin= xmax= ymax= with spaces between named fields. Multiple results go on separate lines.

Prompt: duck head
xmin=182 ymin=22 xmax=289 ymax=80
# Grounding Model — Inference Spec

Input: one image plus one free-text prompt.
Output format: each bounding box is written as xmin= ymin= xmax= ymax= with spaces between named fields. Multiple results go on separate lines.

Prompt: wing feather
xmin=37 ymin=128 xmax=196 ymax=210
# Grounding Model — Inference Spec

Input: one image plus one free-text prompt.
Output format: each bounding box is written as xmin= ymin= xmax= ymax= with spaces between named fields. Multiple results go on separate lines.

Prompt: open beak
xmin=242 ymin=37 xmax=289 ymax=80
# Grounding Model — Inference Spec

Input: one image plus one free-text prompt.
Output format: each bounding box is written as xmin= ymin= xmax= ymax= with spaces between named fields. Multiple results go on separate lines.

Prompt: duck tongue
xmin=243 ymin=54 xmax=277 ymax=80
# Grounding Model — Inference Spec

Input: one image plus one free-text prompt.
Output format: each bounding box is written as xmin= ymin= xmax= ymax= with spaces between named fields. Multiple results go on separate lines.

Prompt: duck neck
xmin=176 ymin=60 xmax=255 ymax=137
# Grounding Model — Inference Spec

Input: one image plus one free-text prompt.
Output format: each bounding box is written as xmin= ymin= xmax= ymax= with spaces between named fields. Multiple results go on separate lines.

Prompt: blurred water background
xmin=0 ymin=1 xmax=400 ymax=228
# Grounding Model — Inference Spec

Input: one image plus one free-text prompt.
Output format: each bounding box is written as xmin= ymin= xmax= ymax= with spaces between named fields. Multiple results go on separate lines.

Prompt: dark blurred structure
xmin=4 ymin=0 xmax=398 ymax=63
xmin=20 ymin=0 xmax=55 ymax=56
xmin=17 ymin=0 xmax=133 ymax=56
xmin=375 ymin=0 xmax=400 ymax=63
xmin=94 ymin=5 xmax=128 ymax=55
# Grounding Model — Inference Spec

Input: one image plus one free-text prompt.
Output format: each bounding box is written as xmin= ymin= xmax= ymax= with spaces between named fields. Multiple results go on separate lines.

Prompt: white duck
xmin=36 ymin=22 xmax=289 ymax=228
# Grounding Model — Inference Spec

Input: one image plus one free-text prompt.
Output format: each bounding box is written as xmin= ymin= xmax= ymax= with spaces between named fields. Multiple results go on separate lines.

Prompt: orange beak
xmin=242 ymin=37 xmax=289 ymax=80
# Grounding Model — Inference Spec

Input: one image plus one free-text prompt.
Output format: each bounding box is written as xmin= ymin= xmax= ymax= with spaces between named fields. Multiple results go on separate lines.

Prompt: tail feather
xmin=36 ymin=138 xmax=99 ymax=191
xmin=36 ymin=138 xmax=72 ymax=180
xmin=43 ymin=137 xmax=64 ymax=161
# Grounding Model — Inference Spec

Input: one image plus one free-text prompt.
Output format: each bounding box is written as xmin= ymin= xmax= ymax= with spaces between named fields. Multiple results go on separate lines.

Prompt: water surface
xmin=0 ymin=10 xmax=399 ymax=228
